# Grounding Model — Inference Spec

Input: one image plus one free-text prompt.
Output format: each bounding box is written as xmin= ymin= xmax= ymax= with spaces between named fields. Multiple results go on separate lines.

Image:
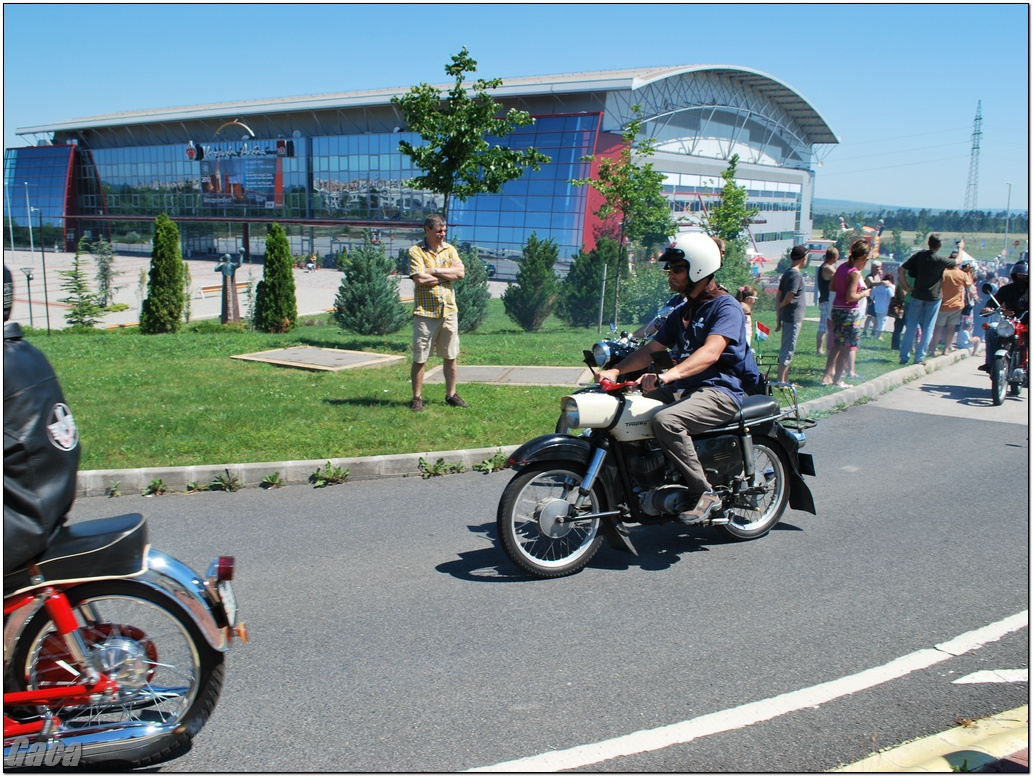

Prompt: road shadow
xmin=918 ymin=381 xmax=1003 ymax=407
xmin=437 ymin=519 xmax=803 ymax=581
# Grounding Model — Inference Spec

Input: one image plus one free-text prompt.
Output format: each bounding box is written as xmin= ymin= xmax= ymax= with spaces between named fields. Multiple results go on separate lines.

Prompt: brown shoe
xmin=446 ymin=393 xmax=470 ymax=408
xmin=677 ymin=491 xmax=722 ymax=525
xmin=411 ymin=397 xmax=424 ymax=412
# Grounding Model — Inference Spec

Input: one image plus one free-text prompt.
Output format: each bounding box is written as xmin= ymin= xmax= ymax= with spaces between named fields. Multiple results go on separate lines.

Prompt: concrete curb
xmin=77 ymin=445 xmax=521 ymax=497
xmin=830 ymin=705 xmax=1028 ymax=772
xmin=75 ymin=351 xmax=970 ymax=497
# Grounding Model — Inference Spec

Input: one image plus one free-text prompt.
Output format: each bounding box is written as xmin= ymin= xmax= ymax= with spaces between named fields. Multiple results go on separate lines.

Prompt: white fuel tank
xmin=561 ymin=391 xmax=665 ymax=442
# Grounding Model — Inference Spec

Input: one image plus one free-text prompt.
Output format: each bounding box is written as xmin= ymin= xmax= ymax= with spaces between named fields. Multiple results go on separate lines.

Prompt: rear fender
xmin=139 ymin=549 xmax=230 ymax=651
xmin=771 ymin=425 xmax=817 ymax=516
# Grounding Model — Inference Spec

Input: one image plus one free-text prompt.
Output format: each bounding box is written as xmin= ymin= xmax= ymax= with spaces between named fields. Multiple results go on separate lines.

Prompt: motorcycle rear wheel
xmin=991 ymin=354 xmax=1008 ymax=405
xmin=497 ymin=462 xmax=605 ymax=578
xmin=8 ymin=580 xmax=225 ymax=768
xmin=718 ymin=437 xmax=790 ymax=540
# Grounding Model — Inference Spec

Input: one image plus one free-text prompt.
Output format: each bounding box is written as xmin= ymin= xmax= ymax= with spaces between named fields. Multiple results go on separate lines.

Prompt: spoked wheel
xmin=9 ymin=580 xmax=225 ymax=767
xmin=497 ymin=462 xmax=606 ymax=578
xmin=719 ymin=437 xmax=790 ymax=540
xmin=991 ymin=354 xmax=1008 ymax=405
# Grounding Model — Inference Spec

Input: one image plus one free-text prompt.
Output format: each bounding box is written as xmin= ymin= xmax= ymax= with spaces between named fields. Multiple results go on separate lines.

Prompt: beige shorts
xmin=935 ymin=309 xmax=962 ymax=329
xmin=413 ymin=313 xmax=460 ymax=363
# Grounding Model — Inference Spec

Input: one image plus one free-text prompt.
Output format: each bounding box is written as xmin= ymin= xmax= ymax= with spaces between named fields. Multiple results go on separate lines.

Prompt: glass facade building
xmin=5 ymin=66 xmax=837 ymax=274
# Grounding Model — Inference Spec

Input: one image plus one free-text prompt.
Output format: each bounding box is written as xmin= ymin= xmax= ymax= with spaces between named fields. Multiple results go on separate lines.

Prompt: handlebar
xmin=597 ymin=378 xmax=637 ymax=392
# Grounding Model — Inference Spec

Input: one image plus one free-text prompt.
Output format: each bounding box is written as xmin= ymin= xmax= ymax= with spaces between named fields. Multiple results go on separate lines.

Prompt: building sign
xmin=199 ymin=142 xmax=283 ymax=207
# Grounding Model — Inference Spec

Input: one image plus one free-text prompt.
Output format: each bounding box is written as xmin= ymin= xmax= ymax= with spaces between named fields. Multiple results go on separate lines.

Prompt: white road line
xmin=467 ymin=610 xmax=1029 ymax=773
xmin=954 ymin=669 xmax=1029 ymax=684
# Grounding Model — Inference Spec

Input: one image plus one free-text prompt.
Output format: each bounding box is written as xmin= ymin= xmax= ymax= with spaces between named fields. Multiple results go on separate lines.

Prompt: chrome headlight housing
xmin=997 ymin=320 xmax=1015 ymax=338
xmin=591 ymin=342 xmax=611 ymax=367
xmin=560 ymin=396 xmax=580 ymax=429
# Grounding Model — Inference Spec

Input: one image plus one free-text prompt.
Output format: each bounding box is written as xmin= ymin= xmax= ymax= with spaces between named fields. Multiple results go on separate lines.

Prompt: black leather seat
xmin=4 ymin=514 xmax=148 ymax=597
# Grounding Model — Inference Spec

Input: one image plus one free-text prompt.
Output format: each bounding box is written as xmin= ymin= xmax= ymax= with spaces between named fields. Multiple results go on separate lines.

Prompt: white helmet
xmin=661 ymin=232 xmax=721 ymax=283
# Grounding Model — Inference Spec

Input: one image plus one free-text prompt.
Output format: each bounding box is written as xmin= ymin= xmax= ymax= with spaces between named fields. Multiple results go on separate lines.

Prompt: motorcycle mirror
xmin=981 ymin=281 xmax=999 ymax=296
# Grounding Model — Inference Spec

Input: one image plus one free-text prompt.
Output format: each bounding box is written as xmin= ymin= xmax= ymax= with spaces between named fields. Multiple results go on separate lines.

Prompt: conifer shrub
xmin=454 ymin=243 xmax=491 ymax=333
xmin=502 ymin=233 xmax=560 ymax=332
xmin=253 ymin=223 xmax=297 ymax=333
xmin=556 ymin=236 xmax=620 ymax=328
xmin=59 ymin=237 xmax=107 ymax=329
xmin=139 ymin=214 xmax=185 ymax=334
xmin=333 ymin=241 xmax=409 ymax=335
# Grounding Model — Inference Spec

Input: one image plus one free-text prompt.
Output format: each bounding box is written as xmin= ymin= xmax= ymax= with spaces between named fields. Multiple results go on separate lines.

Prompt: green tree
xmin=454 ymin=243 xmax=491 ymax=333
xmin=556 ymin=236 xmax=621 ymax=328
xmin=90 ymin=238 xmax=122 ymax=307
xmin=59 ymin=238 xmax=107 ymax=329
xmin=619 ymin=260 xmax=672 ymax=327
xmin=571 ymin=106 xmax=677 ymax=323
xmin=139 ymin=214 xmax=185 ymax=334
xmin=392 ymin=47 xmax=551 ymax=222
xmin=333 ymin=240 xmax=409 ymax=336
xmin=254 ymin=223 xmax=298 ymax=333
xmin=502 ymin=232 xmax=560 ymax=332
xmin=705 ymin=154 xmax=758 ymax=293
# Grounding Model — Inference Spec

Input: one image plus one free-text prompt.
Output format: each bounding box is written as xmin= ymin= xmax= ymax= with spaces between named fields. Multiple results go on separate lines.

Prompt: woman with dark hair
xmin=822 ymin=240 xmax=871 ymax=387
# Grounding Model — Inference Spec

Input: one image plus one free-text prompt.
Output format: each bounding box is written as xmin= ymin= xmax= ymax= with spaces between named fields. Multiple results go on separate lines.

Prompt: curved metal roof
xmin=17 ymin=64 xmax=837 ymax=147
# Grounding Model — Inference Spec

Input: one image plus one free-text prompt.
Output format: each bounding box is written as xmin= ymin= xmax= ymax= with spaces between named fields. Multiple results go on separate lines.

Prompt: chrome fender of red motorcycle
xmin=139 ymin=549 xmax=231 ymax=651
xmin=562 ymin=391 xmax=665 ymax=442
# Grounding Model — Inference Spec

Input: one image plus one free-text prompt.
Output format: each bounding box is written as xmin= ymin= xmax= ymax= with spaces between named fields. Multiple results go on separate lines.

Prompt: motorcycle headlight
xmin=997 ymin=320 xmax=1015 ymax=338
xmin=591 ymin=342 xmax=611 ymax=367
xmin=560 ymin=397 xmax=580 ymax=429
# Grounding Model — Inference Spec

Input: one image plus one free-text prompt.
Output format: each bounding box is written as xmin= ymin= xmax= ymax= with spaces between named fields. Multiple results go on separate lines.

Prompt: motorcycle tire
xmin=497 ymin=462 xmax=606 ymax=578
xmin=718 ymin=436 xmax=791 ymax=541
xmin=8 ymin=580 xmax=225 ymax=768
xmin=991 ymin=354 xmax=1008 ymax=406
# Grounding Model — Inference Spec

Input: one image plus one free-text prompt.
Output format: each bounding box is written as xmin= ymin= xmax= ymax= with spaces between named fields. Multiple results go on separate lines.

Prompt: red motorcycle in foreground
xmin=980 ymin=282 xmax=1028 ymax=406
xmin=4 ymin=514 xmax=246 ymax=768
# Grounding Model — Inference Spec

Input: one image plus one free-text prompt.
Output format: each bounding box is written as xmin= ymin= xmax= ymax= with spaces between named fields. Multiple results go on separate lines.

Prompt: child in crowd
xmin=736 ymin=285 xmax=759 ymax=349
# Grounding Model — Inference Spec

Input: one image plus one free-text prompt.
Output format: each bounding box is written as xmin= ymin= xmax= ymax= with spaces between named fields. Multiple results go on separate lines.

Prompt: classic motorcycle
xmin=4 ymin=513 xmax=247 ymax=768
xmin=498 ymin=351 xmax=817 ymax=578
xmin=980 ymin=282 xmax=1028 ymax=405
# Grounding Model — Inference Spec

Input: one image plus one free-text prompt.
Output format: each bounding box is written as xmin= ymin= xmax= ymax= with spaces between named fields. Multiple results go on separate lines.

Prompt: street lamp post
xmin=1003 ymin=183 xmax=1012 ymax=260
xmin=31 ymin=207 xmax=51 ymax=334
xmin=24 ymin=183 xmax=35 ymax=258
xmin=19 ymin=267 xmax=34 ymax=328
xmin=4 ymin=182 xmax=16 ymax=253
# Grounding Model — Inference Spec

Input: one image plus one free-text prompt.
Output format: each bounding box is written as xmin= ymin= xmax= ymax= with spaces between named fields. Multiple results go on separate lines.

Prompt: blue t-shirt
xmin=654 ymin=292 xmax=750 ymax=406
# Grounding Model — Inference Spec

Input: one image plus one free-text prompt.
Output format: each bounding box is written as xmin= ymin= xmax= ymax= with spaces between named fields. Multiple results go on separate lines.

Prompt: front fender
xmin=506 ymin=434 xmax=594 ymax=471
xmin=138 ymin=549 xmax=230 ymax=652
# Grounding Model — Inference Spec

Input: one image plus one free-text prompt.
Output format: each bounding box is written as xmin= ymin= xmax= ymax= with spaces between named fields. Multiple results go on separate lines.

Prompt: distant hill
xmin=813 ymin=198 xmax=914 ymax=214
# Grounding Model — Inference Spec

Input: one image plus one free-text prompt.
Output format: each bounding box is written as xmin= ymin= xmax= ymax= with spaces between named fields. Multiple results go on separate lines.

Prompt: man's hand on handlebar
xmin=637 ymin=372 xmax=663 ymax=393
xmin=595 ymin=368 xmax=620 ymax=384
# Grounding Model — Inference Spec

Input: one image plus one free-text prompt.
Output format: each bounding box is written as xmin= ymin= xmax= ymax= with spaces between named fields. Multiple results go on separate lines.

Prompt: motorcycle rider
xmin=3 ymin=265 xmax=81 ymax=573
xmin=596 ymin=233 xmax=758 ymax=525
xmin=978 ymin=258 xmax=1029 ymax=373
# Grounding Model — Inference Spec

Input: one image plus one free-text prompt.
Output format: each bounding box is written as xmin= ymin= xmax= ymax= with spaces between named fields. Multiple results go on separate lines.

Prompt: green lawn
xmin=30 ymin=300 xmax=907 ymax=471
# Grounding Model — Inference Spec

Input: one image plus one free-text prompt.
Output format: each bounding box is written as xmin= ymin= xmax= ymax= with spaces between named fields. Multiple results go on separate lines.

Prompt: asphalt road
xmin=65 ymin=357 xmax=1028 ymax=772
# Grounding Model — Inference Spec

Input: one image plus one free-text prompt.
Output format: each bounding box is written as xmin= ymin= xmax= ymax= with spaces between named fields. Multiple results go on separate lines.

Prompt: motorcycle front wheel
xmin=991 ymin=354 xmax=1008 ymax=405
xmin=497 ymin=462 xmax=605 ymax=578
xmin=718 ymin=436 xmax=790 ymax=540
xmin=8 ymin=580 xmax=225 ymax=767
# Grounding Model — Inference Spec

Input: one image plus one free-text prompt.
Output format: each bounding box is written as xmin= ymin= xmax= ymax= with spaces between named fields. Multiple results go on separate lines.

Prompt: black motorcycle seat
xmin=737 ymin=394 xmax=781 ymax=422
xmin=3 ymin=514 xmax=148 ymax=597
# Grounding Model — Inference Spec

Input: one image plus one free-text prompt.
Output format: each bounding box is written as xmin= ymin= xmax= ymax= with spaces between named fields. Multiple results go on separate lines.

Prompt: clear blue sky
xmin=3 ymin=3 xmax=1028 ymax=212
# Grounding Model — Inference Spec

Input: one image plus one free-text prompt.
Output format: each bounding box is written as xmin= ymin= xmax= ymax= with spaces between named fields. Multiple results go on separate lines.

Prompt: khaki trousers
xmin=650 ymin=387 xmax=740 ymax=494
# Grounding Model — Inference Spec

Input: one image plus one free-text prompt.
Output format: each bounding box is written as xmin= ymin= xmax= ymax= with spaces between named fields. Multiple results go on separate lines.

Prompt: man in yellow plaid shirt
xmin=408 ymin=214 xmax=468 ymax=412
